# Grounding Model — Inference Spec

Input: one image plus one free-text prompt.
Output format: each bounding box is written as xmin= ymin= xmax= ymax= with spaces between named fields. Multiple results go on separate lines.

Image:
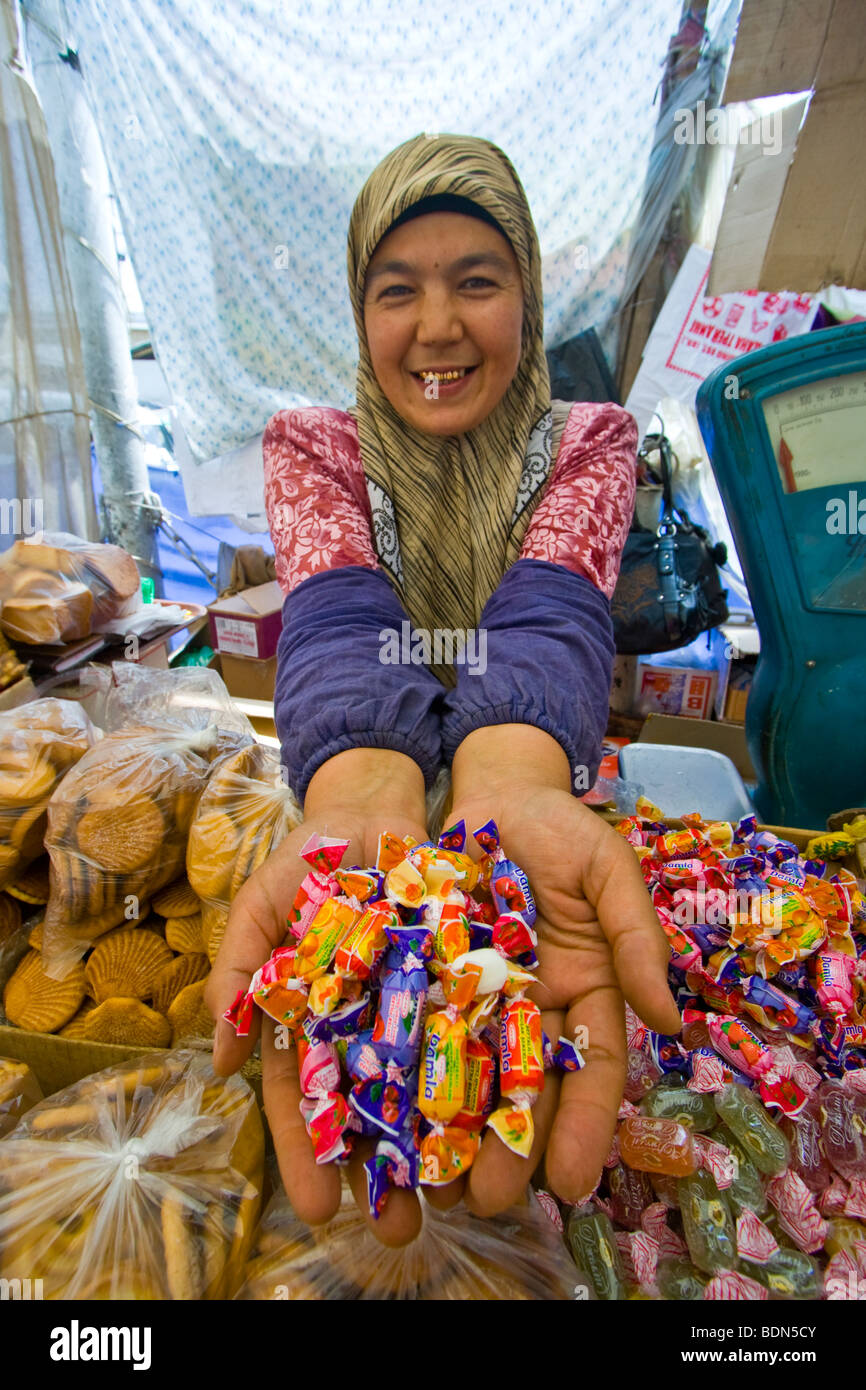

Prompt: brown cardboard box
xmin=208 ymin=580 xmax=283 ymax=661
xmin=217 ymin=652 xmax=277 ymax=702
xmin=711 ymin=0 xmax=866 ymax=292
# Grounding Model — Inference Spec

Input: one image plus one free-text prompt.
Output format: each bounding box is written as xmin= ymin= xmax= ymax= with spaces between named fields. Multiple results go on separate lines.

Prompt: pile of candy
xmin=564 ymin=806 xmax=866 ymax=1300
xmin=225 ymin=821 xmax=578 ymax=1215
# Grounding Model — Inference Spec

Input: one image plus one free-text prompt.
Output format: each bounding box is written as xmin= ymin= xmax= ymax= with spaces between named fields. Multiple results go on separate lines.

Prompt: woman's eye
xmin=461 ymin=277 xmax=496 ymax=290
xmin=379 ymin=284 xmax=413 ymax=299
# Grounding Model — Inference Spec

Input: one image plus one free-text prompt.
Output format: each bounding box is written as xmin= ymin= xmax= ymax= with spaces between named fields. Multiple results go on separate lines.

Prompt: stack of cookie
xmin=42 ymin=725 xmax=218 ymax=975
xmin=0 ymin=1052 xmax=264 ymax=1299
xmin=0 ymin=699 xmax=97 ymax=892
xmin=187 ymin=743 xmax=302 ymax=962
xmin=3 ymin=873 xmax=215 ymax=1047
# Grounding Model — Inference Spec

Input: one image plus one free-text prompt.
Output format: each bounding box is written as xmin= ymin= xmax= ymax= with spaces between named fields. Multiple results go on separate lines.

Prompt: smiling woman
xmin=208 ymin=134 xmax=679 ymax=1252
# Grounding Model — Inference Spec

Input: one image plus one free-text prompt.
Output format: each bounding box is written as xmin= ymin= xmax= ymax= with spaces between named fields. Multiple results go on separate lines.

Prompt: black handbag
xmin=611 ymin=431 xmax=729 ymax=655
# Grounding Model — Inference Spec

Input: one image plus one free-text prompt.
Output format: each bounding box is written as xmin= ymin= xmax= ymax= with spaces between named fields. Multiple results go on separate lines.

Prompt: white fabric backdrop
xmin=37 ymin=0 xmax=689 ymax=516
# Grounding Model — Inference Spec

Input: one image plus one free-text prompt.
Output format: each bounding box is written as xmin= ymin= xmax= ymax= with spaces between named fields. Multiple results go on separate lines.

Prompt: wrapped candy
xmin=485 ymin=996 xmax=545 ymax=1158
xmin=225 ymin=820 xmax=543 ymax=1216
xmin=706 ymin=1013 xmax=807 ymax=1117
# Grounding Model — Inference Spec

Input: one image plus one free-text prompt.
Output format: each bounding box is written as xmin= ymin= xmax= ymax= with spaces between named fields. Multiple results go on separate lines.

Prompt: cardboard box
xmin=208 ymin=580 xmax=283 ymax=661
xmin=635 ymin=665 xmax=718 ymax=721
xmin=712 ymin=0 xmax=866 ymax=292
xmin=638 ymin=712 xmax=756 ymax=781
xmin=217 ymin=652 xmax=277 ymax=702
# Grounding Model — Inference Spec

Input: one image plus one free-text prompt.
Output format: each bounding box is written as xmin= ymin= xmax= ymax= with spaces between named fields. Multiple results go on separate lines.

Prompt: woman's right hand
xmin=204 ymin=747 xmax=430 ymax=1247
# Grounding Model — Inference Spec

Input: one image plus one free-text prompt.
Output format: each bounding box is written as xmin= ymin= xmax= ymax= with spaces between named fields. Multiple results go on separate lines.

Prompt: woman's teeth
xmin=417 ymin=368 xmax=471 ymax=381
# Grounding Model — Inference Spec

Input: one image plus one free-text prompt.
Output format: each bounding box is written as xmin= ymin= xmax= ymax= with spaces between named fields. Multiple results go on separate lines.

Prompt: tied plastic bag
xmin=187 ymin=744 xmax=302 ymax=937
xmin=103 ymin=663 xmax=255 ymax=751
xmin=42 ymin=723 xmax=222 ymax=976
xmin=0 ymin=534 xmax=141 ymax=644
xmin=0 ymin=1058 xmax=43 ymax=1137
xmin=0 ymin=1050 xmax=264 ymax=1299
xmin=238 ymin=1179 xmax=579 ymax=1300
xmin=0 ymin=698 xmax=98 ymax=890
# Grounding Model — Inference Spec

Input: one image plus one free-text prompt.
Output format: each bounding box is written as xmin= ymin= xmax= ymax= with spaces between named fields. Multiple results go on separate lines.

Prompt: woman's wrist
xmin=303 ymin=746 xmax=427 ymax=824
xmin=451 ymin=723 xmax=572 ymax=811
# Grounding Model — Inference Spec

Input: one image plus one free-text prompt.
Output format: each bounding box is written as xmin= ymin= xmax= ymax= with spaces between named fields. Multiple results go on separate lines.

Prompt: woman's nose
xmin=415 ymin=291 xmax=463 ymax=345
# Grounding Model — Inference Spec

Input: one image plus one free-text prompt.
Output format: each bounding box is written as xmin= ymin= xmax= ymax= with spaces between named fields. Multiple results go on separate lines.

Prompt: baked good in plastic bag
xmin=238 ymin=1178 xmax=578 ymax=1300
xmin=103 ymin=663 xmax=256 ymax=754
xmin=187 ymin=743 xmax=302 ymax=911
xmin=42 ymin=724 xmax=220 ymax=976
xmin=0 ymin=1058 xmax=43 ymax=1137
xmin=0 ymin=534 xmax=140 ymax=642
xmin=0 ymin=698 xmax=97 ymax=890
xmin=0 ymin=628 xmax=27 ymax=691
xmin=0 ymin=1050 xmax=264 ymax=1299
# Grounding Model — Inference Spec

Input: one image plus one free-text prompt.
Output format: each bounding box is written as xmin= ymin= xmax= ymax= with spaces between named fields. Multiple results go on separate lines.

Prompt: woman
xmin=207 ymin=135 xmax=678 ymax=1247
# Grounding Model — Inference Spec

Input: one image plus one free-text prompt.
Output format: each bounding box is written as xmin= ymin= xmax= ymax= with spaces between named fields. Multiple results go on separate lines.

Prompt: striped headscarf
xmin=347 ymin=134 xmax=556 ymax=685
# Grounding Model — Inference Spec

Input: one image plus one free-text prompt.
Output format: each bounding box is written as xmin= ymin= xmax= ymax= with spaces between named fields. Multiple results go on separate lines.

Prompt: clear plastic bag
xmin=0 ymin=534 xmax=141 ymax=644
xmin=187 ymin=743 xmax=302 ymax=915
xmin=42 ymin=723 xmax=220 ymax=975
xmin=0 ymin=1057 xmax=43 ymax=1137
xmin=238 ymin=1178 xmax=579 ymax=1300
xmin=104 ymin=663 xmax=255 ymax=751
xmin=0 ymin=1050 xmax=264 ymax=1299
xmin=0 ymin=698 xmax=98 ymax=890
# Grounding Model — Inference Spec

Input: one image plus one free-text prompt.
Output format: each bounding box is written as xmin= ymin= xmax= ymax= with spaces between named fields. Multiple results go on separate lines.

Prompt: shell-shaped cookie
xmin=3 ymin=949 xmax=86 ymax=1032
xmin=0 ymin=891 xmax=22 ymax=945
xmin=0 ymin=749 xmax=56 ymax=803
xmin=79 ymin=997 xmax=171 ymax=1047
xmin=201 ymin=902 xmax=229 ymax=966
xmin=207 ymin=743 xmax=272 ymax=801
xmin=57 ymin=999 xmax=98 ymax=1038
xmin=152 ymin=877 xmax=200 ymax=919
xmin=76 ymin=796 xmax=164 ymax=872
xmin=165 ymin=913 xmax=205 ymax=954
xmin=7 ymin=855 xmax=51 ymax=904
xmin=167 ymin=978 xmax=214 ymax=1045
xmin=187 ymin=810 xmax=239 ymax=903
xmin=151 ymin=953 xmax=210 ymax=1016
xmin=84 ymin=928 xmax=174 ymax=1002
xmin=228 ymin=822 xmax=271 ymax=903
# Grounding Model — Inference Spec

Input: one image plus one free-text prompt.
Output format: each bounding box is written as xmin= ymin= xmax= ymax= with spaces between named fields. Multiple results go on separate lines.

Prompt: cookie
xmin=162 ymin=1192 xmax=203 ymax=1300
xmin=78 ymin=997 xmax=172 ymax=1047
xmin=152 ymin=877 xmax=200 ymax=918
xmin=166 ymin=978 xmax=214 ymax=1045
xmin=77 ymin=796 xmax=165 ymax=872
xmin=85 ymin=927 xmax=174 ymax=1002
xmin=151 ymin=953 xmax=210 ymax=1015
xmin=187 ymin=810 xmax=238 ymax=903
xmin=7 ymin=855 xmax=51 ymax=904
xmin=3 ymin=949 xmax=86 ymax=1032
xmin=201 ymin=901 xmax=229 ymax=965
xmin=164 ymin=913 xmax=206 ymax=953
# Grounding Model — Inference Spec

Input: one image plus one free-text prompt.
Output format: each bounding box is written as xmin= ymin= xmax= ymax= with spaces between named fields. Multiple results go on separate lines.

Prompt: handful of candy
xmin=225 ymin=820 xmax=576 ymax=1216
xmin=557 ymin=807 xmax=866 ymax=1300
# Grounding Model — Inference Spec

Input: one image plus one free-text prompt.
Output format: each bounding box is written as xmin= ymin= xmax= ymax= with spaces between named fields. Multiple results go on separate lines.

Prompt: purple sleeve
xmin=440 ymin=559 xmax=614 ymax=791
xmin=273 ymin=566 xmax=445 ymax=801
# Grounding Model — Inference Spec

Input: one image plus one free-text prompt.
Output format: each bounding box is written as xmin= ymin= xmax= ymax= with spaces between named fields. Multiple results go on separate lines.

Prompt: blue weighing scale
xmin=696 ymin=321 xmax=866 ymax=828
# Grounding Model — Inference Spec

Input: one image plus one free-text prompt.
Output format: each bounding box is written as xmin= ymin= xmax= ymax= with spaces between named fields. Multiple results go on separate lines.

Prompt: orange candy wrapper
xmin=486 ymin=997 xmax=545 ymax=1158
xmin=418 ymin=1007 xmax=468 ymax=1124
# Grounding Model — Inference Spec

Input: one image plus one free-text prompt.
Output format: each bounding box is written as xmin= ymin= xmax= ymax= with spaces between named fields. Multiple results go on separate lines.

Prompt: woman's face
xmin=363 ymin=212 xmax=524 ymax=436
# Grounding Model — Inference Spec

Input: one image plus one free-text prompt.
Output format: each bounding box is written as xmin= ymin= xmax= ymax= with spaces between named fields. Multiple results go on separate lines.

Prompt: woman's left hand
xmin=438 ymin=752 xmax=680 ymax=1217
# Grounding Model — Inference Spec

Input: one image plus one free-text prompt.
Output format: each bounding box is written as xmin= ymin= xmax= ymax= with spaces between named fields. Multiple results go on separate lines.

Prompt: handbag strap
xmin=652 ymin=433 xmax=692 ymax=642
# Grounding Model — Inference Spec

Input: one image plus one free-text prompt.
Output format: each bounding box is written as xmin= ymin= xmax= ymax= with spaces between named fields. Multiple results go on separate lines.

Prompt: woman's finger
xmin=590 ymin=836 xmax=680 ymax=1037
xmin=422 ymin=1176 xmax=466 ymax=1212
xmin=261 ymin=1018 xmax=343 ymax=1227
xmin=544 ymin=986 xmax=626 ymax=1204
xmin=207 ymin=835 xmax=314 ymax=1074
xmin=464 ymin=1009 xmax=563 ymax=1218
xmin=345 ymin=1143 xmax=424 ymax=1247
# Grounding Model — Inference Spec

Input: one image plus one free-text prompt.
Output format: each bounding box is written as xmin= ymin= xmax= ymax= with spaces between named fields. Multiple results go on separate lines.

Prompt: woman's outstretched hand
xmin=205 ymin=748 xmax=432 ymax=1247
xmin=443 ymin=725 xmax=680 ymax=1216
